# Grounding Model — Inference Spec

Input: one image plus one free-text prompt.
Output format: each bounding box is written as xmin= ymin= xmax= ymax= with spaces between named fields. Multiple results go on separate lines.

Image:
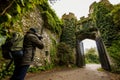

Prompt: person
xmin=10 ymin=27 xmax=44 ymax=80
xmin=9 ymin=32 xmax=24 ymax=80
xmin=1 ymin=30 xmax=23 ymax=80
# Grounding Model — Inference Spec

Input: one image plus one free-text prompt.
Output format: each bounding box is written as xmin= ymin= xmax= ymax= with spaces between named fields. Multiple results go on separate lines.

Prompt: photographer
xmin=10 ymin=27 xmax=44 ymax=80
xmin=35 ymin=33 xmax=43 ymax=40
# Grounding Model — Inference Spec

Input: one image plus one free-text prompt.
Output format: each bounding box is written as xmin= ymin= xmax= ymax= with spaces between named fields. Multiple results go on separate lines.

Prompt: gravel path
xmin=25 ymin=64 xmax=114 ymax=80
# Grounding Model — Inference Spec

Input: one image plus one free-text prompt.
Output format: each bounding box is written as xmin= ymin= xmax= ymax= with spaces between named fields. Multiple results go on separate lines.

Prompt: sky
xmin=50 ymin=0 xmax=120 ymax=19
xmin=49 ymin=0 xmax=120 ymax=50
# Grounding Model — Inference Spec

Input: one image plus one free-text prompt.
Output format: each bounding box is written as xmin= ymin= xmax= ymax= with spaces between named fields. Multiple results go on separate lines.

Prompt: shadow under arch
xmin=75 ymin=27 xmax=111 ymax=71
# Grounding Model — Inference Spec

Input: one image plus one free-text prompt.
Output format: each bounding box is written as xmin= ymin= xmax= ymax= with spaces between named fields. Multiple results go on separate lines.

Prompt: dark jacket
xmin=22 ymin=31 xmax=44 ymax=65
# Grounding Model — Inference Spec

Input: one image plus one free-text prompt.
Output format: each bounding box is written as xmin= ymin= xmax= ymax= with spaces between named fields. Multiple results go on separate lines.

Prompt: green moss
xmin=49 ymin=38 xmax=57 ymax=66
xmin=41 ymin=10 xmax=62 ymax=36
xmin=41 ymin=11 xmax=56 ymax=31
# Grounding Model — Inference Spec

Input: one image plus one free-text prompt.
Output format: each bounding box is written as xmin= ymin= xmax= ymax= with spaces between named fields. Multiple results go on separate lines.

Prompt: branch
xmin=0 ymin=0 xmax=15 ymax=16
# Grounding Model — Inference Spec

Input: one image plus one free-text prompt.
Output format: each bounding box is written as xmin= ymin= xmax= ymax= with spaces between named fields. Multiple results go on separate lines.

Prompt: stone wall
xmin=19 ymin=7 xmax=59 ymax=66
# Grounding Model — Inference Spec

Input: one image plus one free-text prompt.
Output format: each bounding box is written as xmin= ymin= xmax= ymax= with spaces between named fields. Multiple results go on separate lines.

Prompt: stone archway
xmin=76 ymin=27 xmax=111 ymax=71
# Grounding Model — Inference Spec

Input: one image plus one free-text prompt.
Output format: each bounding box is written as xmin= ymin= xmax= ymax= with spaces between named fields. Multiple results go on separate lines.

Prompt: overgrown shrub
xmin=57 ymin=42 xmax=75 ymax=66
xmin=108 ymin=40 xmax=120 ymax=73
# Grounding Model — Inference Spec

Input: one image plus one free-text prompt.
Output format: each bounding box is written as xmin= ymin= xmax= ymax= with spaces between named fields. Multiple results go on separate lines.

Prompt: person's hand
xmin=35 ymin=33 xmax=43 ymax=40
xmin=38 ymin=35 xmax=43 ymax=40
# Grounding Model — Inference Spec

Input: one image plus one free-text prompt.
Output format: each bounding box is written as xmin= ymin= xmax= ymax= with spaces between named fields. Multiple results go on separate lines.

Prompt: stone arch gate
xmin=76 ymin=27 xmax=111 ymax=71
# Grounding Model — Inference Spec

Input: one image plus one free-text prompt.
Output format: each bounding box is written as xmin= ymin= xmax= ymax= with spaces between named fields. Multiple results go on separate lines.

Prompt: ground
xmin=24 ymin=64 xmax=120 ymax=80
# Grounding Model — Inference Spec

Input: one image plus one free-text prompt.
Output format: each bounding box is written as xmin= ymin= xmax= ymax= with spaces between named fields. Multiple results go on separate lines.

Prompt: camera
xmin=35 ymin=33 xmax=43 ymax=40
xmin=38 ymin=35 xmax=43 ymax=40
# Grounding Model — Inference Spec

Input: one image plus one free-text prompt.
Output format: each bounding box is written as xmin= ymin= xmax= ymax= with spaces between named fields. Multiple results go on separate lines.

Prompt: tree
xmin=85 ymin=48 xmax=99 ymax=64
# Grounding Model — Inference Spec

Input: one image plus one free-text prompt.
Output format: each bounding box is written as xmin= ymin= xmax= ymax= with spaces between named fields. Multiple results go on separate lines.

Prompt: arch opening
xmin=82 ymin=39 xmax=101 ymax=67
xmin=76 ymin=29 xmax=111 ymax=71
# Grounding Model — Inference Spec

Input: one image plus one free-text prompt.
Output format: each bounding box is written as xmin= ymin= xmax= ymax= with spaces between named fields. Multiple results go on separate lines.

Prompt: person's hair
xmin=29 ymin=28 xmax=38 ymax=33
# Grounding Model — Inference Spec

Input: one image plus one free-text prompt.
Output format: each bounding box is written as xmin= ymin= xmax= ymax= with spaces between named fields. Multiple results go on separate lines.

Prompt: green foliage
xmin=97 ymin=68 xmax=105 ymax=71
xmin=44 ymin=59 xmax=54 ymax=70
xmin=28 ymin=59 xmax=54 ymax=73
xmin=49 ymin=38 xmax=58 ymax=66
xmin=39 ymin=0 xmax=62 ymax=35
xmin=28 ymin=66 xmax=50 ymax=73
xmin=61 ymin=17 xmax=76 ymax=48
xmin=91 ymin=2 xmax=120 ymax=72
xmin=0 ymin=62 xmax=14 ymax=79
xmin=57 ymin=42 xmax=75 ymax=66
xmin=108 ymin=40 xmax=120 ymax=67
xmin=77 ymin=17 xmax=95 ymax=31
xmin=0 ymin=0 xmax=34 ymax=36
xmin=0 ymin=0 xmax=62 ymax=78
xmin=40 ymin=3 xmax=62 ymax=36
xmin=91 ymin=2 xmax=118 ymax=46
xmin=111 ymin=4 xmax=120 ymax=27
xmin=110 ymin=64 xmax=120 ymax=73
xmin=28 ymin=66 xmax=44 ymax=73
xmin=109 ymin=44 xmax=120 ymax=65
xmin=41 ymin=11 xmax=56 ymax=31
xmin=85 ymin=48 xmax=99 ymax=64
xmin=0 ymin=0 xmax=62 ymax=37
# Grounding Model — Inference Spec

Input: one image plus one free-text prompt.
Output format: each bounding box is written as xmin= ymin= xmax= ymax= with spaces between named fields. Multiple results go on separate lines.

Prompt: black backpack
xmin=1 ymin=38 xmax=13 ymax=59
xmin=1 ymin=32 xmax=24 ymax=59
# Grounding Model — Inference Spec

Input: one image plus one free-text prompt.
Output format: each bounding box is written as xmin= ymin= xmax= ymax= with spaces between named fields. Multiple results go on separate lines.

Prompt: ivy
xmin=91 ymin=1 xmax=120 ymax=72
xmin=91 ymin=2 xmax=116 ymax=46
xmin=57 ymin=42 xmax=75 ymax=66
xmin=108 ymin=40 xmax=120 ymax=66
xmin=77 ymin=1 xmax=120 ymax=72
xmin=40 ymin=1 xmax=62 ymax=36
xmin=61 ymin=17 xmax=76 ymax=48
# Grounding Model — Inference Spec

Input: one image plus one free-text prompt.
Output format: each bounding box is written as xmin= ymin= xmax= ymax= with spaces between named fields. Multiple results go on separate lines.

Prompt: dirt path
xmin=25 ymin=64 xmax=120 ymax=80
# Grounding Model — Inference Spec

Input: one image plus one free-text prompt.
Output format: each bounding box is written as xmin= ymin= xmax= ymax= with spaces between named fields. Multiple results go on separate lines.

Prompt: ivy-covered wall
xmin=77 ymin=0 xmax=120 ymax=72
xmin=0 ymin=0 xmax=62 ymax=36
xmin=91 ymin=1 xmax=120 ymax=68
xmin=61 ymin=13 xmax=77 ymax=48
xmin=0 ymin=0 xmax=62 ymax=77
xmin=57 ymin=13 xmax=77 ymax=66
